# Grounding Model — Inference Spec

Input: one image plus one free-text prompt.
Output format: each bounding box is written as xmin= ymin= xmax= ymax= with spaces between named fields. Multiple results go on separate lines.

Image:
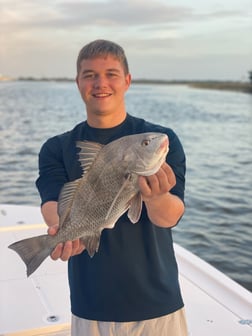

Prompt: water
xmin=0 ymin=81 xmax=252 ymax=291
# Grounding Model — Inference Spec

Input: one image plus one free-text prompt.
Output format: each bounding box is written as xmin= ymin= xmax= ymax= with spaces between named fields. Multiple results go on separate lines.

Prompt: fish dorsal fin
xmin=105 ymin=173 xmax=132 ymax=222
xmin=76 ymin=141 xmax=104 ymax=176
xmin=127 ymin=192 xmax=142 ymax=224
xmin=58 ymin=179 xmax=81 ymax=226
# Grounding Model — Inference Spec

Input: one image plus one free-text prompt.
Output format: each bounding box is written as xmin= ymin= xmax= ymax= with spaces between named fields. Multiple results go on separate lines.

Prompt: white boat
xmin=0 ymin=204 xmax=251 ymax=335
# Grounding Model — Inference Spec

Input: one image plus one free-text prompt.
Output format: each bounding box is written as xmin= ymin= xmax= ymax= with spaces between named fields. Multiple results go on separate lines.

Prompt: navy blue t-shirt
xmin=36 ymin=114 xmax=186 ymax=322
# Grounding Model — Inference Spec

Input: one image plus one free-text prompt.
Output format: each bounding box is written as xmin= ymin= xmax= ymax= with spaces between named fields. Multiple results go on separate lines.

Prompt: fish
xmin=8 ymin=132 xmax=169 ymax=277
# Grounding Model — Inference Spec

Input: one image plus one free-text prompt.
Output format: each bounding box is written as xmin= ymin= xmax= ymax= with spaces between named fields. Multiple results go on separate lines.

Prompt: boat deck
xmin=1 ymin=204 xmax=251 ymax=335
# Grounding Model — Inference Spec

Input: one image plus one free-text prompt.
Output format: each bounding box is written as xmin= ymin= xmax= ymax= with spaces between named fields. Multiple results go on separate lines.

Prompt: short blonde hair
xmin=76 ymin=39 xmax=129 ymax=75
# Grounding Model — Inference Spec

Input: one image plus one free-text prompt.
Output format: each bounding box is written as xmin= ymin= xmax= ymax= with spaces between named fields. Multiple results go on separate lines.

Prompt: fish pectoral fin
xmin=81 ymin=232 xmax=101 ymax=258
xmin=105 ymin=173 xmax=132 ymax=221
xmin=76 ymin=140 xmax=104 ymax=176
xmin=58 ymin=179 xmax=82 ymax=226
xmin=127 ymin=192 xmax=142 ymax=224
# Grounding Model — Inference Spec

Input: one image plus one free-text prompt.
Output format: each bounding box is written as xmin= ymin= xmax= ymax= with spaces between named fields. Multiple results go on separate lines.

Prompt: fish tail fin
xmin=8 ymin=235 xmax=54 ymax=277
xmin=81 ymin=232 xmax=101 ymax=258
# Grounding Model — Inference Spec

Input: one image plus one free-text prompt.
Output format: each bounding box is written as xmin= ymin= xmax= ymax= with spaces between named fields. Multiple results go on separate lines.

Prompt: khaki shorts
xmin=71 ymin=308 xmax=188 ymax=336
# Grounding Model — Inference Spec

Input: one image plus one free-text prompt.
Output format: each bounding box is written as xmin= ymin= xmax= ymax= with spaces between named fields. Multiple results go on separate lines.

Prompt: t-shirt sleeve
xmin=142 ymin=120 xmax=186 ymax=203
xmin=166 ymin=130 xmax=186 ymax=203
xmin=36 ymin=136 xmax=68 ymax=206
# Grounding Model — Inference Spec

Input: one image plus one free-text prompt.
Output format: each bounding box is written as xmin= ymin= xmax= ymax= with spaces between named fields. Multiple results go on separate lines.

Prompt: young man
xmin=36 ymin=39 xmax=187 ymax=335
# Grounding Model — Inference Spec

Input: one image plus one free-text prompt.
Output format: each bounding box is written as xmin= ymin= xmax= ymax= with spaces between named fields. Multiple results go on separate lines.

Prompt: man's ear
xmin=75 ymin=76 xmax=79 ymax=89
xmin=125 ymin=73 xmax=132 ymax=90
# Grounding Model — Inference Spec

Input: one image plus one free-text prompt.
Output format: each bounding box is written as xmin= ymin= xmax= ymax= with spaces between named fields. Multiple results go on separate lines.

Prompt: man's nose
xmin=93 ymin=75 xmax=107 ymax=88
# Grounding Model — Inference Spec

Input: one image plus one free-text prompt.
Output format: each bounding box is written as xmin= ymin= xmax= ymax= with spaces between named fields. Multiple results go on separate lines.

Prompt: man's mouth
xmin=92 ymin=93 xmax=112 ymax=98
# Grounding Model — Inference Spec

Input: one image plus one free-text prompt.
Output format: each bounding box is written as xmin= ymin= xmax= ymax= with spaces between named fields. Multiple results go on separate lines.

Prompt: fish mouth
xmin=148 ymin=153 xmax=167 ymax=175
xmin=134 ymin=149 xmax=168 ymax=176
xmin=157 ymin=137 xmax=169 ymax=155
xmin=161 ymin=137 xmax=169 ymax=149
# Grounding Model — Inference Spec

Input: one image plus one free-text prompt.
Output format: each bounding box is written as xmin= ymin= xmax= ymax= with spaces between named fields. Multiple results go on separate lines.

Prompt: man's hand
xmin=138 ymin=162 xmax=184 ymax=228
xmin=47 ymin=225 xmax=85 ymax=261
xmin=138 ymin=162 xmax=176 ymax=201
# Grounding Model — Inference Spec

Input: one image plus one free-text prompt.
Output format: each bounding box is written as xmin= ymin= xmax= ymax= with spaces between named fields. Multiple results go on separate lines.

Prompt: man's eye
xmin=107 ymin=72 xmax=117 ymax=77
xmin=83 ymin=74 xmax=94 ymax=79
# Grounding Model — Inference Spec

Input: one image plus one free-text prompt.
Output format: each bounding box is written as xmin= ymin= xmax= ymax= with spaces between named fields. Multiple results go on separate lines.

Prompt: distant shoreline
xmin=1 ymin=76 xmax=251 ymax=94
xmin=134 ymin=79 xmax=252 ymax=94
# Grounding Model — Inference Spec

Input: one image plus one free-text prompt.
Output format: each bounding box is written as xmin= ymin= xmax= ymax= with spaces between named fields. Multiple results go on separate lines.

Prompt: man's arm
xmin=138 ymin=162 xmax=185 ymax=228
xmin=41 ymin=201 xmax=59 ymax=227
xmin=41 ymin=201 xmax=85 ymax=261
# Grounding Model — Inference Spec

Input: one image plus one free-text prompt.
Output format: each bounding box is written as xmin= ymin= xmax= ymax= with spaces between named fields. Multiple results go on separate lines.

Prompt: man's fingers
xmin=47 ymin=224 xmax=59 ymax=236
xmin=60 ymin=241 xmax=74 ymax=261
xmin=138 ymin=163 xmax=177 ymax=200
xmin=138 ymin=175 xmax=152 ymax=197
xmin=51 ymin=243 xmax=64 ymax=260
xmin=72 ymin=239 xmax=86 ymax=255
xmin=161 ymin=163 xmax=176 ymax=188
xmin=50 ymin=239 xmax=86 ymax=261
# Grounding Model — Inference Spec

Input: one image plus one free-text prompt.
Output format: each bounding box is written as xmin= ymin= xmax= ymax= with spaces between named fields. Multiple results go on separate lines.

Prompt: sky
xmin=1 ymin=0 xmax=252 ymax=81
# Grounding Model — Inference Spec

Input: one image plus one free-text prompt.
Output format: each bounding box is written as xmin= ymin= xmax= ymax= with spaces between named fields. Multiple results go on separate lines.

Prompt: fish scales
xmin=8 ymin=132 xmax=169 ymax=276
xmin=69 ymin=163 xmax=133 ymax=233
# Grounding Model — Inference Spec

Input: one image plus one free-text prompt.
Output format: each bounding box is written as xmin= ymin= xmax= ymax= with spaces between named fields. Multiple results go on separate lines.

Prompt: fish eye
xmin=142 ymin=139 xmax=151 ymax=146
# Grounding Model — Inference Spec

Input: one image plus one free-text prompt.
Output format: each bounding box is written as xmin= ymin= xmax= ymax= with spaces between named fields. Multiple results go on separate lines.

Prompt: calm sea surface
xmin=0 ymin=81 xmax=251 ymax=292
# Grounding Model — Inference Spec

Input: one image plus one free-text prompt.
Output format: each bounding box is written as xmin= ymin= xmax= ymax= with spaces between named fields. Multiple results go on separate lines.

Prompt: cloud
xmin=0 ymin=0 xmax=191 ymax=32
xmin=1 ymin=0 xmax=251 ymax=79
xmin=58 ymin=0 xmax=193 ymax=26
xmin=2 ymin=0 xmax=248 ymax=31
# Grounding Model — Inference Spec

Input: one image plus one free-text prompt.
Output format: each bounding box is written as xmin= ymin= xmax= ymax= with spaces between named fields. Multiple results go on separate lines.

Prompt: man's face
xmin=76 ymin=55 xmax=131 ymax=119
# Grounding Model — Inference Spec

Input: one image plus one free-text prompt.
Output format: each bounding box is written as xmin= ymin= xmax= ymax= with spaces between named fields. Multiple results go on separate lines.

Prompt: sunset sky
xmin=1 ymin=0 xmax=251 ymax=80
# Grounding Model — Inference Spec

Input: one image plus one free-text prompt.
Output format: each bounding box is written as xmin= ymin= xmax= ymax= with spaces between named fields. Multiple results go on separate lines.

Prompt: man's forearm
xmin=41 ymin=201 xmax=59 ymax=227
xmin=144 ymin=192 xmax=185 ymax=228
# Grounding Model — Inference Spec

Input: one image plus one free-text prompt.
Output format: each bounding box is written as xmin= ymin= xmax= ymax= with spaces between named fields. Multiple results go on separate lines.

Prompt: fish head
xmin=122 ymin=132 xmax=169 ymax=176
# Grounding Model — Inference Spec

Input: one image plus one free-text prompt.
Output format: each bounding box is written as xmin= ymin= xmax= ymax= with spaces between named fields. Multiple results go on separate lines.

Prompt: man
xmin=36 ymin=39 xmax=187 ymax=335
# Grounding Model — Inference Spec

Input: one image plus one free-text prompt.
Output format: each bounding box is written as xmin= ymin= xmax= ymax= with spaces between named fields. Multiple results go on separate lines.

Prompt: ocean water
xmin=0 ymin=81 xmax=251 ymax=291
